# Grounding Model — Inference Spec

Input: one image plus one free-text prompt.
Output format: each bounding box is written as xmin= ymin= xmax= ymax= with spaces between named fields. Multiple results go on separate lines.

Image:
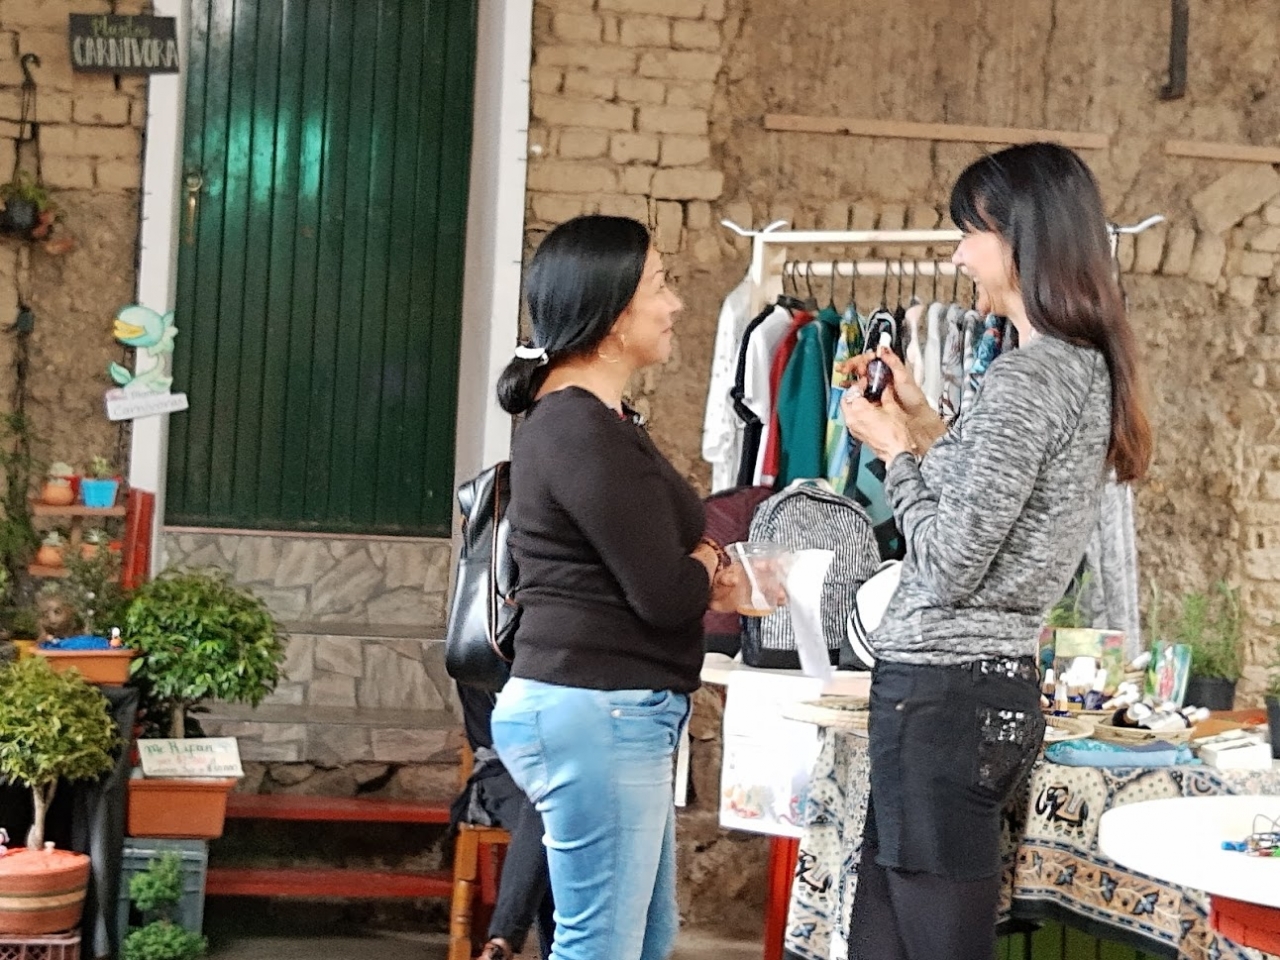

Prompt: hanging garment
xmin=962 ymin=313 xmax=1004 ymax=411
xmin=758 ymin=308 xmax=813 ymax=486
xmin=1080 ymin=479 xmax=1143 ymax=660
xmin=939 ymin=303 xmax=966 ymax=421
xmin=729 ymin=303 xmax=791 ymax=488
xmin=903 ymin=299 xmax=926 ymax=388
xmin=921 ymin=301 xmax=945 ymax=412
xmin=702 ymin=275 xmax=753 ymax=493
xmin=823 ymin=305 xmax=863 ymax=492
xmin=775 ymin=306 xmax=842 ymax=486
xmin=846 ymin=439 xmax=905 ymax=561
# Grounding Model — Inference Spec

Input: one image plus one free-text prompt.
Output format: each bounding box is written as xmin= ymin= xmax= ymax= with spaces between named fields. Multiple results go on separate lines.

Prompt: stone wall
xmin=524 ymin=0 xmax=1280 ymax=703
xmin=0 ymin=0 xmax=145 ymax=482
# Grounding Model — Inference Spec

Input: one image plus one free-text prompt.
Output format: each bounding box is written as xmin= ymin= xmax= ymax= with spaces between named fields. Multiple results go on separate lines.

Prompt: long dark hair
xmin=949 ymin=142 xmax=1153 ymax=483
xmin=496 ymin=215 xmax=650 ymax=415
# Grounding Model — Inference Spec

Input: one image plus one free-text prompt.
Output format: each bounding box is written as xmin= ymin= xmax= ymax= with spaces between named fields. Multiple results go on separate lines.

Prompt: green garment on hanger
xmin=775 ymin=305 xmax=842 ymax=486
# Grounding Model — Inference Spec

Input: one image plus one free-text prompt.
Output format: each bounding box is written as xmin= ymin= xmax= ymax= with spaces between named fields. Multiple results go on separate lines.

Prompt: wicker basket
xmin=1043 ymin=715 xmax=1094 ymax=744
xmin=0 ymin=932 xmax=80 ymax=960
xmin=1090 ymin=719 xmax=1193 ymax=745
xmin=782 ymin=696 xmax=870 ymax=732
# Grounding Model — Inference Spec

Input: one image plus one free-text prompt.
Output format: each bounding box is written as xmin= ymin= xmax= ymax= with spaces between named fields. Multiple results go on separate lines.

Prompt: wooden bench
xmin=205 ymin=794 xmax=454 ymax=900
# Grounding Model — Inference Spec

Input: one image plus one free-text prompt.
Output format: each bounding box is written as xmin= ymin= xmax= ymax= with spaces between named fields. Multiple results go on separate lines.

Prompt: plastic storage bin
xmin=114 ymin=838 xmax=208 ymax=950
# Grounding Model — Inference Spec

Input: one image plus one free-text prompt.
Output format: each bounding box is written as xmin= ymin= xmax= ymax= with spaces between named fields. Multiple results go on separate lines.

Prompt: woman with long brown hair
xmin=839 ymin=142 xmax=1152 ymax=960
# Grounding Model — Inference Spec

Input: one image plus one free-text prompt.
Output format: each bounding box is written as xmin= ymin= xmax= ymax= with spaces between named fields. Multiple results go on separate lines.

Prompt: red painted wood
xmin=206 ymin=867 xmax=451 ymax=899
xmin=225 ymin=793 xmax=451 ymax=824
xmin=1211 ymin=895 xmax=1280 ymax=956
xmin=763 ymin=836 xmax=800 ymax=960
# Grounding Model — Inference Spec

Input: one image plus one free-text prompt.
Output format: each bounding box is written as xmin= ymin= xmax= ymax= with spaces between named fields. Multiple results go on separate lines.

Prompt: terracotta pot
xmin=36 ymin=648 xmax=136 ymax=685
xmin=34 ymin=544 xmax=64 ymax=568
xmin=0 ymin=847 xmax=90 ymax=935
xmin=39 ymin=480 xmax=74 ymax=507
xmin=127 ymin=776 xmax=239 ymax=839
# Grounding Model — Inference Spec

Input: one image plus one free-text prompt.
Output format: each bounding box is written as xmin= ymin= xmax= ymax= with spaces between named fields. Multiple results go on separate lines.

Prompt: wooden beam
xmin=1164 ymin=139 xmax=1280 ymax=165
xmin=206 ymin=867 xmax=453 ymax=899
xmin=763 ymin=114 xmax=1109 ymax=151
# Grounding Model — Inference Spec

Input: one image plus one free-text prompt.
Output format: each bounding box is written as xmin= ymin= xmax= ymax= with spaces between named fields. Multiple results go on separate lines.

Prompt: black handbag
xmin=444 ymin=462 xmax=519 ymax=690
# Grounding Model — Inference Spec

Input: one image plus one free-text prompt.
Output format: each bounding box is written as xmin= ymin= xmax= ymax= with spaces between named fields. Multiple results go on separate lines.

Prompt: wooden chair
xmin=449 ymin=744 xmax=513 ymax=960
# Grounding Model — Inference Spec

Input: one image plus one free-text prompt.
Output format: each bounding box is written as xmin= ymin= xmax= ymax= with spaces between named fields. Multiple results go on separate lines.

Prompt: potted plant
xmin=121 ymin=852 xmax=207 ymax=960
xmin=0 ymin=171 xmax=53 ymax=239
xmin=80 ymin=456 xmax=120 ymax=509
xmin=80 ymin=527 xmax=109 ymax=560
xmin=0 ymin=657 xmax=120 ymax=934
xmin=123 ymin=569 xmax=286 ymax=837
xmin=34 ymin=530 xmax=65 ymax=568
xmin=35 ymin=572 xmax=137 ymax=685
xmin=1152 ymin=582 xmax=1242 ymax=711
xmin=40 ymin=462 xmax=76 ymax=507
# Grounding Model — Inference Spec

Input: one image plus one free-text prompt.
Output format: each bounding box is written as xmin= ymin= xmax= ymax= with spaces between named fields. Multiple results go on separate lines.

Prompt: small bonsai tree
xmin=0 ymin=657 xmax=120 ymax=848
xmin=63 ymin=544 xmax=129 ymax=637
xmin=1154 ymin=582 xmax=1243 ymax=682
xmin=125 ymin=569 xmax=286 ymax=738
xmin=122 ymin=852 xmax=207 ymax=960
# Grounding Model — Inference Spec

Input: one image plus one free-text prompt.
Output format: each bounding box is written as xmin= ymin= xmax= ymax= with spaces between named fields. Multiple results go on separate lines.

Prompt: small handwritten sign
xmin=68 ymin=14 xmax=180 ymax=74
xmin=138 ymin=737 xmax=243 ymax=779
xmin=105 ymin=389 xmax=188 ymax=422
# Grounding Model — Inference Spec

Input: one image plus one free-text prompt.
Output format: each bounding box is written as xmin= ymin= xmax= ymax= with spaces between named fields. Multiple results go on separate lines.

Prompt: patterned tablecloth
xmin=785 ymin=727 xmax=1280 ymax=960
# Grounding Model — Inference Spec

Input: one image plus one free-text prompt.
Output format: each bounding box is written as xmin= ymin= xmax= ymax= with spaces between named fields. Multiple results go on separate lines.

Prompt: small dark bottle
xmin=863 ymin=332 xmax=894 ymax=403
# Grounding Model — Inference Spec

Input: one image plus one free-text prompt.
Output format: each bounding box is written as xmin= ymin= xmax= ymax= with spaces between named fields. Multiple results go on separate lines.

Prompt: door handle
xmin=183 ymin=172 xmax=204 ymax=246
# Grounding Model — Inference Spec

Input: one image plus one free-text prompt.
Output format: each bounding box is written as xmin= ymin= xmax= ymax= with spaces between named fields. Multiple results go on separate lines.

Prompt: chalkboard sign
xmin=137 ymin=737 xmax=244 ymax=779
xmin=68 ymin=14 xmax=180 ymax=74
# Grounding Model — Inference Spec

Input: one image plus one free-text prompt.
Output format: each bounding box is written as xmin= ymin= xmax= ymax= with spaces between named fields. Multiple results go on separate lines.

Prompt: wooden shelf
xmin=29 ymin=501 xmax=126 ymax=518
xmin=28 ymin=564 xmax=69 ymax=578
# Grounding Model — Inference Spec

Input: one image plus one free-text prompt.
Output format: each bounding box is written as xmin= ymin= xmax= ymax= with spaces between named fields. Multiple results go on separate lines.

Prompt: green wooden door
xmin=166 ymin=0 xmax=476 ymax=536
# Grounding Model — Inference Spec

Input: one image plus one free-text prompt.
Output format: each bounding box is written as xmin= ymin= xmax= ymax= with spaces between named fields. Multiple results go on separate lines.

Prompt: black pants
xmin=848 ymin=801 xmax=1002 ymax=960
xmin=478 ymin=771 xmax=555 ymax=956
xmin=848 ymin=657 xmax=1043 ymax=960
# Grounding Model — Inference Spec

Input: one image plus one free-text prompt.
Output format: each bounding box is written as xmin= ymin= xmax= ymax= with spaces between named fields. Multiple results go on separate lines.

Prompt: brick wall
xmin=524 ymin=0 xmax=1280 ymax=709
xmin=0 ymin=0 xmax=145 ymax=473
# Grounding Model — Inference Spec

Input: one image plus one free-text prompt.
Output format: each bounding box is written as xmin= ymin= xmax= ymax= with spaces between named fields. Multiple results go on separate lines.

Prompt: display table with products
xmin=784 ymin=722 xmax=1280 ymax=960
xmin=1099 ymin=796 xmax=1280 ymax=956
xmin=0 ymin=685 xmax=139 ymax=960
xmin=698 ymin=655 xmax=870 ymax=960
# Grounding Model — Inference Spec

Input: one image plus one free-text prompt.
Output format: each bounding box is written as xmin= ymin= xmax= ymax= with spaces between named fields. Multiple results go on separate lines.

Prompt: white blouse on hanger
xmin=701 ymin=274 xmax=752 ymax=492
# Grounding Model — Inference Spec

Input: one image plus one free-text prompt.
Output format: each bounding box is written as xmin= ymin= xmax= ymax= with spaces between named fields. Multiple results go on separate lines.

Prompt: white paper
xmin=784 ymin=548 xmax=835 ymax=682
xmin=138 ymin=737 xmax=243 ymax=778
xmin=719 ymin=672 xmax=823 ymax=838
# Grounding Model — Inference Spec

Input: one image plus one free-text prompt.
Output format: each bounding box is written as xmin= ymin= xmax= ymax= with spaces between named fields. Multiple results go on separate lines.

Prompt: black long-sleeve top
xmin=507 ymin=387 xmax=710 ymax=693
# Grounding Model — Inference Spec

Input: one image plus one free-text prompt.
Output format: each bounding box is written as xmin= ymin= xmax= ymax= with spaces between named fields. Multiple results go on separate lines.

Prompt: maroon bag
xmin=702 ymin=485 xmax=774 ymax=656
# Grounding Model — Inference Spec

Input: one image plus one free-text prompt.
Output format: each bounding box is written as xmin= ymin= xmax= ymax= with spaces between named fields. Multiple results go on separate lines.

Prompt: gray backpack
xmin=742 ymin=481 xmax=881 ymax=669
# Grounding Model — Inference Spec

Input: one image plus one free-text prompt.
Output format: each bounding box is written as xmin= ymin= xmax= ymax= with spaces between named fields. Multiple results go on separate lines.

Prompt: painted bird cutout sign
xmin=104 ymin=305 xmax=189 ymax=421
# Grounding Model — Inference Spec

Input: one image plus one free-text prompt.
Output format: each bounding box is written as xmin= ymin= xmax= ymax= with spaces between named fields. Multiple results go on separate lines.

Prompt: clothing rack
xmin=722 ymin=216 xmax=1167 ymax=311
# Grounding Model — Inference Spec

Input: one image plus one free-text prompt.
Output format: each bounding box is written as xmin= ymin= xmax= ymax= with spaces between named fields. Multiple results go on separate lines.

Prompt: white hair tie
xmin=514 ymin=344 xmax=549 ymax=365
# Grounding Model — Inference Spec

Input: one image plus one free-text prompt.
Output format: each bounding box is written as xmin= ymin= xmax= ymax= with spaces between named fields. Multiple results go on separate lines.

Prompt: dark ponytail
xmin=496 ymin=215 xmax=650 ymax=416
xmin=950 ymin=143 xmax=1153 ymax=482
xmin=497 ymin=357 xmax=552 ymax=416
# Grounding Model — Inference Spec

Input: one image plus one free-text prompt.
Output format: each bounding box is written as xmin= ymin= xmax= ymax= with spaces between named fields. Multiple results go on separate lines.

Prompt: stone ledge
xmin=283 ymin=621 xmax=447 ymax=640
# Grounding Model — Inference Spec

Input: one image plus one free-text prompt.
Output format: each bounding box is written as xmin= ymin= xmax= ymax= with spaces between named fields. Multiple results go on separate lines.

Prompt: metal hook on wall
xmin=20 ymin=53 xmax=40 ymax=88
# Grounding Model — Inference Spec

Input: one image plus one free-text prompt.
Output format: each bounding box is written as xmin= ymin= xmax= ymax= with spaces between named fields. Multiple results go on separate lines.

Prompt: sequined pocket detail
xmin=975 ymin=705 xmax=1040 ymax=797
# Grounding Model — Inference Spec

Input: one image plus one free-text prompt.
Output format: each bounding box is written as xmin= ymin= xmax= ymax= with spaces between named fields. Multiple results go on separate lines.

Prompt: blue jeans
xmin=491 ymin=677 xmax=690 ymax=960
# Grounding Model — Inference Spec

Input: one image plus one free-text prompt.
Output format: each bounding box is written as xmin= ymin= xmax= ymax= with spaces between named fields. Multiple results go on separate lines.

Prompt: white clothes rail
xmin=721 ymin=216 xmax=1167 ymax=294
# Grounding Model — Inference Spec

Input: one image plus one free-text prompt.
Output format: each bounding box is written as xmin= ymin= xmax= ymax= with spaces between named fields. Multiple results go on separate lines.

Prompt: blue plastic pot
xmin=80 ymin=478 xmax=119 ymax=509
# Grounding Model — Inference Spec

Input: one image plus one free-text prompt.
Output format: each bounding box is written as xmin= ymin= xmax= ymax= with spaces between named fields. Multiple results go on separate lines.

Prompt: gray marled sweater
xmin=874 ymin=334 xmax=1112 ymax=665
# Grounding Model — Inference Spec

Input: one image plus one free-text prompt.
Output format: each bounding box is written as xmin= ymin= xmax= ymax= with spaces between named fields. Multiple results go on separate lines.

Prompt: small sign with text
xmin=138 ymin=737 xmax=244 ymax=779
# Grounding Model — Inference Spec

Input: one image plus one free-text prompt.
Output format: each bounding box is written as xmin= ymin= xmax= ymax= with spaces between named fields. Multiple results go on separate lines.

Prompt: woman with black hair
xmin=839 ymin=142 xmax=1153 ymax=960
xmin=489 ymin=215 xmax=739 ymax=960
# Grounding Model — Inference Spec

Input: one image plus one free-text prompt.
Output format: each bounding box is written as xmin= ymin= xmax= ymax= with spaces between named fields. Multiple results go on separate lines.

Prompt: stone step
xmin=201 ymin=702 xmax=462 ymax=765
